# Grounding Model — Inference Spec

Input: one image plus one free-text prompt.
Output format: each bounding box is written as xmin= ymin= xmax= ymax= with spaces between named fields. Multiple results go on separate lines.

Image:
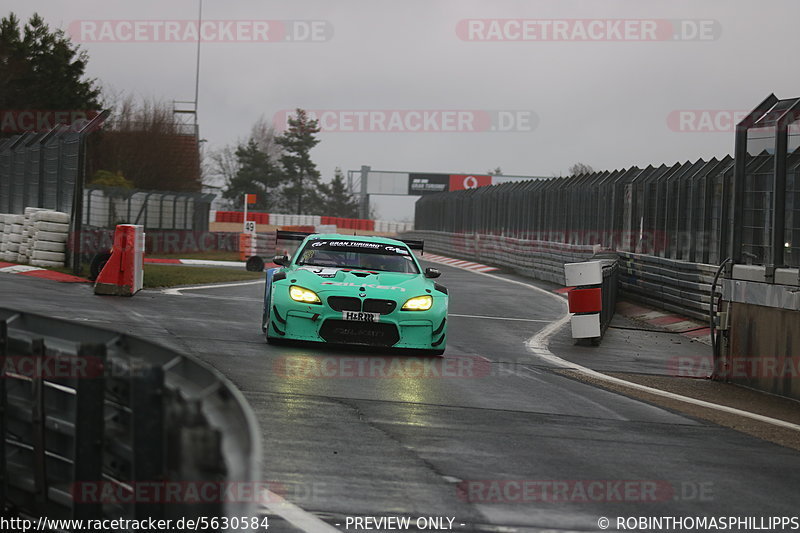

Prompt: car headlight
xmin=402 ymin=295 xmax=433 ymax=311
xmin=289 ymin=285 xmax=321 ymax=304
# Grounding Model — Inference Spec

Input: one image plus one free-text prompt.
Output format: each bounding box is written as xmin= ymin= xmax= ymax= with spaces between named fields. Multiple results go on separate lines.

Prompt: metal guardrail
xmin=0 ymin=308 xmax=260 ymax=528
xmin=405 ymin=230 xmax=712 ymax=321
xmin=617 ymin=251 xmax=717 ymax=322
xmin=599 ymin=260 xmax=619 ymax=336
xmin=403 ymin=230 xmax=600 ymax=285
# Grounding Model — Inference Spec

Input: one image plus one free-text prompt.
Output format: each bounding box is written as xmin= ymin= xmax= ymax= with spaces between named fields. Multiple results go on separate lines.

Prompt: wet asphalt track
xmin=1 ymin=261 xmax=799 ymax=532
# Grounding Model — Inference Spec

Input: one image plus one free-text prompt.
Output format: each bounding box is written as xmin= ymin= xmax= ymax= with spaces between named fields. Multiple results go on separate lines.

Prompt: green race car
xmin=262 ymin=232 xmax=448 ymax=355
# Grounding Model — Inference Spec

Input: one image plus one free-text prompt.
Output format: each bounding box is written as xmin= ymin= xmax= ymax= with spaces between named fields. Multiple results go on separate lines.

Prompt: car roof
xmin=304 ymin=233 xmax=409 ymax=246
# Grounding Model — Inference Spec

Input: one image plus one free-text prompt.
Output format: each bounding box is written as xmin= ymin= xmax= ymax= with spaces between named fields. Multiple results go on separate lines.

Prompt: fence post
xmin=0 ymin=320 xmax=7 ymax=509
xmin=72 ymin=343 xmax=107 ymax=519
xmin=131 ymin=363 xmax=166 ymax=520
xmin=30 ymin=338 xmax=48 ymax=510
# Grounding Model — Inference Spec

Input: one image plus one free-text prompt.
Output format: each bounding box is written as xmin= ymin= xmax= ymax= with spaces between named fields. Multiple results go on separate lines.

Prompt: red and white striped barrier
xmin=420 ymin=253 xmax=498 ymax=273
xmin=94 ymin=225 xmax=145 ymax=296
xmin=0 ymin=262 xmax=87 ymax=282
xmin=564 ymin=261 xmax=603 ymax=339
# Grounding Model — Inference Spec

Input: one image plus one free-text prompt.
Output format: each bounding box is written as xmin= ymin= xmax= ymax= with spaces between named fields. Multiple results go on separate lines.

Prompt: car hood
xmin=290 ymin=266 xmax=431 ymax=297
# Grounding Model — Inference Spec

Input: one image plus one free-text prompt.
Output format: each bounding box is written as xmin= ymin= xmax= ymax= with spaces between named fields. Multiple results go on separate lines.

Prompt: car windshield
xmin=295 ymin=240 xmax=419 ymax=274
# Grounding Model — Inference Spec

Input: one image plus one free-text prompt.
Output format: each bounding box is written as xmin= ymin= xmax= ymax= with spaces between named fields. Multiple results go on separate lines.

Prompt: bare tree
xmin=487 ymin=166 xmax=503 ymax=175
xmin=88 ymin=95 xmax=202 ymax=191
xmin=249 ymin=115 xmax=282 ymax=159
xmin=206 ymin=144 xmax=240 ymax=190
xmin=208 ymin=115 xmax=285 ymax=207
xmin=568 ymin=162 xmax=595 ymax=176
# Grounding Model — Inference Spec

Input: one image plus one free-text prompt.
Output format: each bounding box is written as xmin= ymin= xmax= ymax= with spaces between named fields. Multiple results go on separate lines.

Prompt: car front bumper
xmin=267 ymin=292 xmax=447 ymax=350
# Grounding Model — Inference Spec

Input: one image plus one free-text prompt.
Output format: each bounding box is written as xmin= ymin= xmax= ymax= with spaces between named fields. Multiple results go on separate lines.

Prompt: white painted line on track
xmin=0 ymin=265 xmax=44 ymax=273
xmin=179 ymin=259 xmax=247 ymax=268
xmin=162 ymin=279 xmax=264 ymax=295
xmin=259 ymin=489 xmax=340 ymax=533
xmin=454 ymin=267 xmax=800 ymax=432
xmin=449 ymin=313 xmax=552 ymax=323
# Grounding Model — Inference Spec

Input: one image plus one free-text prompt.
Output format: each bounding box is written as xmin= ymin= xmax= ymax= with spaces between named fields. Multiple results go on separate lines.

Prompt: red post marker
xmin=563 ymin=261 xmax=603 ymax=339
xmin=568 ymin=287 xmax=602 ymax=314
xmin=94 ymin=225 xmax=144 ymax=296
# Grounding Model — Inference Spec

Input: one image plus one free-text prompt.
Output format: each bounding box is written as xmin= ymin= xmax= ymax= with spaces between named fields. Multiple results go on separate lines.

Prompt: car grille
xmin=327 ymin=296 xmax=361 ymax=312
xmin=319 ymin=320 xmax=400 ymax=347
xmin=363 ymin=299 xmax=397 ymax=315
xmin=327 ymin=297 xmax=396 ymax=315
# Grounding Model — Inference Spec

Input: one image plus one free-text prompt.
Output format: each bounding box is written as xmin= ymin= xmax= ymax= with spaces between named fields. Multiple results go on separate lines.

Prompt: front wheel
xmin=246 ymin=255 xmax=265 ymax=272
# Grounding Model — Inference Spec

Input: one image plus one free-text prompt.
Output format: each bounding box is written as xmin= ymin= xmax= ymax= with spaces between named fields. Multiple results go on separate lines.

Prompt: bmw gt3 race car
xmin=262 ymin=232 xmax=448 ymax=355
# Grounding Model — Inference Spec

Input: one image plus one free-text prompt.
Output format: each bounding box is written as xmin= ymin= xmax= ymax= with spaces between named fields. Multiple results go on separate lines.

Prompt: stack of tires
xmin=17 ymin=207 xmax=47 ymax=264
xmin=0 ymin=210 xmax=70 ymax=267
xmin=0 ymin=214 xmax=25 ymax=263
xmin=30 ymin=210 xmax=71 ymax=267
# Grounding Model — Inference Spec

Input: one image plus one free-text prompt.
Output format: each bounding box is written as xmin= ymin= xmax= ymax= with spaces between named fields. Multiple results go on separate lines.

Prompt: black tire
xmin=89 ymin=251 xmax=112 ymax=281
xmin=265 ymin=332 xmax=285 ymax=345
xmin=246 ymin=255 xmax=265 ymax=272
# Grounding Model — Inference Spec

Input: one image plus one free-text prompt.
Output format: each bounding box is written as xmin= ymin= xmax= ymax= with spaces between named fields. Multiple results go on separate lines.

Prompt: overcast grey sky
xmin=6 ymin=0 xmax=799 ymax=220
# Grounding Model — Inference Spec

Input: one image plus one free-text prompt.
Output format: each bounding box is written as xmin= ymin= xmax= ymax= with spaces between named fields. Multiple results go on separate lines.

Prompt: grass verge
xmin=146 ymin=251 xmax=241 ymax=261
xmin=49 ymin=264 xmax=262 ymax=288
xmin=143 ymin=264 xmax=263 ymax=288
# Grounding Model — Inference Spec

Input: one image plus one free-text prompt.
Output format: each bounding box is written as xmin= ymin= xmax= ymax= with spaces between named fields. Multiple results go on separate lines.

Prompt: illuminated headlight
xmin=402 ymin=295 xmax=433 ymax=311
xmin=289 ymin=285 xmax=321 ymax=304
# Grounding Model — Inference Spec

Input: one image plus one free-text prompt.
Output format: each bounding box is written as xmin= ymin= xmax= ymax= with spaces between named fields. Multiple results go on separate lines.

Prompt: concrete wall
xmin=726 ymin=302 xmax=800 ymax=400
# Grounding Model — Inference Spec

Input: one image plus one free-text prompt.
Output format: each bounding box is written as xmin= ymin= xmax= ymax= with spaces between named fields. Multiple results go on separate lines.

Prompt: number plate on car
xmin=342 ymin=311 xmax=380 ymax=322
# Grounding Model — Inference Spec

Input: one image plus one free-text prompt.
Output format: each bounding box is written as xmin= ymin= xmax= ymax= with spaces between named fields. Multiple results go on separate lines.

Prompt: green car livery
xmin=262 ymin=233 xmax=448 ymax=355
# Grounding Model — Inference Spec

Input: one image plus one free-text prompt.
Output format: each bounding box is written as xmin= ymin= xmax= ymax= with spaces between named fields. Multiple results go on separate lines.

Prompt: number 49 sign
xmin=243 ymin=220 xmax=256 ymax=234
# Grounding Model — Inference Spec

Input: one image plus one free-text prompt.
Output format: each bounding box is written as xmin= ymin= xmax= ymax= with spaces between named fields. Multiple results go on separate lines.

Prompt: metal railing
xmin=599 ymin=259 xmax=619 ymax=336
xmin=404 ymin=230 xmax=712 ymax=321
xmin=617 ymin=251 xmax=718 ymax=321
xmin=0 ymin=308 xmax=260 ymax=528
xmin=403 ymin=230 xmax=600 ymax=285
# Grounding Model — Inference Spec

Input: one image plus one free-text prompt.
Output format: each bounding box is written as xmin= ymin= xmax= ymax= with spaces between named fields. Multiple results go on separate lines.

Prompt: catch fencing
xmin=0 ymin=116 xmax=214 ymax=272
xmin=0 ymin=308 xmax=260 ymax=527
xmin=84 ymin=186 xmax=214 ymax=231
xmin=0 ymin=125 xmax=91 ymax=217
xmin=415 ymin=153 xmax=800 ymax=268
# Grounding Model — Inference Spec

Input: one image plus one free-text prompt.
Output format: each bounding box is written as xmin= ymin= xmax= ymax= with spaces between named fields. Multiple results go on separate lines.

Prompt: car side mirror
xmin=273 ymin=255 xmax=289 ymax=266
xmin=424 ymin=267 xmax=440 ymax=278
